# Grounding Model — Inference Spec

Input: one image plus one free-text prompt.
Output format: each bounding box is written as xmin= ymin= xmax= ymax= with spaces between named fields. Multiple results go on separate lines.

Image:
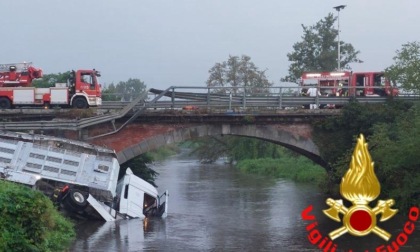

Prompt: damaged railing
xmin=0 ymin=86 xmax=418 ymax=137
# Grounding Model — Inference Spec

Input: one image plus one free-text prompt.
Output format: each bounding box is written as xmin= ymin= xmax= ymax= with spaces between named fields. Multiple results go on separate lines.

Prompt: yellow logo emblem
xmin=323 ymin=134 xmax=398 ymax=241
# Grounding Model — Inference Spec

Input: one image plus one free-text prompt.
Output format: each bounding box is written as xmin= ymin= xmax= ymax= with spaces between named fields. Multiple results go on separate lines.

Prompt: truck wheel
xmin=64 ymin=189 xmax=88 ymax=211
xmin=72 ymin=97 xmax=88 ymax=109
xmin=0 ymin=97 xmax=11 ymax=109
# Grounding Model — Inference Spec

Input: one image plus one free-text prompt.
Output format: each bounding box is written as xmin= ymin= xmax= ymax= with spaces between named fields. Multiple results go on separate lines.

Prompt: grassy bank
xmin=0 ymin=180 xmax=75 ymax=252
xmin=237 ymin=157 xmax=326 ymax=184
xmin=148 ymin=144 xmax=180 ymax=161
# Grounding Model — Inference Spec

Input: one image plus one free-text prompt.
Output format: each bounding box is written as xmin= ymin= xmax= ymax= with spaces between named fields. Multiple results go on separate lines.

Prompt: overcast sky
xmin=1 ymin=1 xmax=418 ymax=89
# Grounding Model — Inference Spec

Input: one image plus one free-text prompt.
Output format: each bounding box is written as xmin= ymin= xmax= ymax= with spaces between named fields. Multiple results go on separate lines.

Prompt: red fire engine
xmin=301 ymin=71 xmax=398 ymax=97
xmin=0 ymin=62 xmax=43 ymax=87
xmin=0 ymin=62 xmax=102 ymax=109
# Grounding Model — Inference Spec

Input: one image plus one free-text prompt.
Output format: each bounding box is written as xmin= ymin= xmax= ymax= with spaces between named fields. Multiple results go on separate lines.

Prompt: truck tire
xmin=0 ymin=97 xmax=11 ymax=109
xmin=72 ymin=97 xmax=88 ymax=109
xmin=63 ymin=189 xmax=88 ymax=211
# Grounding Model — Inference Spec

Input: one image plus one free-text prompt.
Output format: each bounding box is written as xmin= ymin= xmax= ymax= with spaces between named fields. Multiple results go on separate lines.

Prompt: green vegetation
xmin=385 ymin=41 xmax=420 ymax=94
xmin=282 ymin=13 xmax=361 ymax=82
xmin=148 ymin=144 xmax=179 ymax=161
xmin=0 ymin=180 xmax=75 ymax=252
xmin=206 ymin=55 xmax=272 ymax=94
xmin=119 ymin=145 xmax=180 ymax=187
xmin=192 ymin=136 xmax=326 ymax=184
xmin=313 ymin=99 xmax=412 ymax=166
xmin=102 ymin=78 xmax=147 ymax=101
xmin=313 ymin=100 xmax=420 ymax=211
xmin=56 ymin=107 xmax=97 ymax=119
xmin=120 ymin=153 xmax=158 ymax=187
xmin=237 ymin=157 xmax=326 ymax=184
xmin=190 ymin=99 xmax=420 ymax=212
xmin=32 ymin=71 xmax=71 ymax=88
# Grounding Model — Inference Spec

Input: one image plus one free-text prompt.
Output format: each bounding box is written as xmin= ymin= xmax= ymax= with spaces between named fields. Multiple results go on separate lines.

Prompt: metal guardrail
xmin=0 ymin=87 xmax=175 ymax=137
xmin=102 ymin=85 xmax=419 ymax=110
xmin=0 ymin=86 xmax=419 ymax=134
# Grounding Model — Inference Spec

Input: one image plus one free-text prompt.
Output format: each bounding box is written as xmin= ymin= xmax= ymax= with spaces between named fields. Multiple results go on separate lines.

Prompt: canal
xmin=70 ymin=153 xmax=420 ymax=251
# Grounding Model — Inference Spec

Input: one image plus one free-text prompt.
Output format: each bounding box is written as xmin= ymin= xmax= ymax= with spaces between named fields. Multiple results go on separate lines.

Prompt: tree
xmin=312 ymin=100 xmax=418 ymax=211
xmin=192 ymin=135 xmax=288 ymax=164
xmin=32 ymin=71 xmax=71 ymax=88
xmin=190 ymin=136 xmax=230 ymax=163
xmin=102 ymin=83 xmax=119 ymax=101
xmin=119 ymin=154 xmax=159 ymax=187
xmin=103 ymin=78 xmax=147 ymax=101
xmin=116 ymin=78 xmax=147 ymax=101
xmin=201 ymin=56 xmax=276 ymax=163
xmin=283 ymin=13 xmax=362 ymax=83
xmin=385 ymin=41 xmax=420 ymax=94
xmin=206 ymin=55 xmax=273 ymax=95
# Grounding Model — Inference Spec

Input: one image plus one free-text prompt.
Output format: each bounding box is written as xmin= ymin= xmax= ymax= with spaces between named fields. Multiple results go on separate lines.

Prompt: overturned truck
xmin=0 ymin=131 xmax=168 ymax=221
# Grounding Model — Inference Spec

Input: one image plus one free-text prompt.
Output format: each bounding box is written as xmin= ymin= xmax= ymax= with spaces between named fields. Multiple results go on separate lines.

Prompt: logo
xmin=323 ymin=134 xmax=397 ymax=241
xmin=301 ymin=134 xmax=419 ymax=251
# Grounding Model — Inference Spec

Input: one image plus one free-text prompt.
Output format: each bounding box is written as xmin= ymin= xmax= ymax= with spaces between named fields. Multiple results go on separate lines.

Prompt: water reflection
xmin=70 ymin=155 xmax=420 ymax=251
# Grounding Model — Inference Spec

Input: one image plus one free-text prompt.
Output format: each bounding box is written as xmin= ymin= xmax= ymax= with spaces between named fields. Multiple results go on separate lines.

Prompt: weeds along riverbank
xmin=236 ymin=157 xmax=326 ymax=184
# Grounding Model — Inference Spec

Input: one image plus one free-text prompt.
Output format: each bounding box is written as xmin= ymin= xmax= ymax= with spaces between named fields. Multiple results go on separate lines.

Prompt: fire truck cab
xmin=67 ymin=69 xmax=102 ymax=109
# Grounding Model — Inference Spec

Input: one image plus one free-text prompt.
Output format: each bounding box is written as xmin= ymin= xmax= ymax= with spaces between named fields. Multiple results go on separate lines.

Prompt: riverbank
xmin=236 ymin=156 xmax=326 ymax=184
xmin=150 ymin=144 xmax=327 ymax=185
xmin=0 ymin=180 xmax=75 ymax=251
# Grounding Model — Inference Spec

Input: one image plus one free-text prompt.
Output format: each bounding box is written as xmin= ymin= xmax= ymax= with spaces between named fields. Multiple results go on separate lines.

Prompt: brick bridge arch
xmin=89 ymin=123 xmax=326 ymax=167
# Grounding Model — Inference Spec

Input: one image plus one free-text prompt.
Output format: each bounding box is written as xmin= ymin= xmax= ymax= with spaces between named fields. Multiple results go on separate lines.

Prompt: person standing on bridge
xmin=307 ymin=86 xmax=321 ymax=109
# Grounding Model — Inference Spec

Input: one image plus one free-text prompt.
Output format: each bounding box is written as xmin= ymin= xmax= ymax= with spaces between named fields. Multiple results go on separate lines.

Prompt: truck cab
xmin=68 ymin=69 xmax=102 ymax=108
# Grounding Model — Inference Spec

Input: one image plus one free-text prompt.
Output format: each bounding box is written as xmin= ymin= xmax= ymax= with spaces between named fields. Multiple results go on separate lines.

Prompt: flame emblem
xmin=323 ymin=134 xmax=398 ymax=240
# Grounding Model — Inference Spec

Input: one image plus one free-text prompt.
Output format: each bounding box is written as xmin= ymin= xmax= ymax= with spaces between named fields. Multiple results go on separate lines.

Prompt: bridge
xmin=0 ymin=86 xmax=418 ymax=166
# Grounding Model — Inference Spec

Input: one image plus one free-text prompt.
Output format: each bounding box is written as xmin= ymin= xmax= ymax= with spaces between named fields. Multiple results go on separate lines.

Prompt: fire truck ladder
xmin=0 ymin=62 xmax=32 ymax=73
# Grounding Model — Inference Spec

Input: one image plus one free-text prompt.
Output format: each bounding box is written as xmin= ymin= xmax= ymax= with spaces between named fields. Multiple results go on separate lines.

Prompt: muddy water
xmin=70 ymin=154 xmax=420 ymax=251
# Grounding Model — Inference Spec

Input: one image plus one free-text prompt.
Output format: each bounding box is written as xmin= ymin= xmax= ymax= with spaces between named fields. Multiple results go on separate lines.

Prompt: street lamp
xmin=333 ymin=5 xmax=346 ymax=71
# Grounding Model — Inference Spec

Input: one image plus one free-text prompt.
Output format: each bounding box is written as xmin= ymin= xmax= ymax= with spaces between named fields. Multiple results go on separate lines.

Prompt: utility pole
xmin=333 ymin=5 xmax=346 ymax=71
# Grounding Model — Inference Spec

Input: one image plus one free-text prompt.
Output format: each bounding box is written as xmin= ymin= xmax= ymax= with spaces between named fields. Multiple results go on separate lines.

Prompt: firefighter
xmin=336 ymin=83 xmax=344 ymax=97
xmin=52 ymin=185 xmax=70 ymax=209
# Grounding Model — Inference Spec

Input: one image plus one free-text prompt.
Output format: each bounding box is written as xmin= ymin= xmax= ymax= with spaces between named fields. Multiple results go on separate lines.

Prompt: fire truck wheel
xmin=72 ymin=97 xmax=88 ymax=109
xmin=0 ymin=97 xmax=11 ymax=109
xmin=65 ymin=189 xmax=88 ymax=211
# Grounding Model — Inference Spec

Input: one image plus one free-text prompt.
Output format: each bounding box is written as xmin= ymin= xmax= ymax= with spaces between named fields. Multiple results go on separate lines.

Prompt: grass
xmin=237 ymin=157 xmax=327 ymax=184
xmin=0 ymin=180 xmax=75 ymax=251
xmin=148 ymin=144 xmax=180 ymax=161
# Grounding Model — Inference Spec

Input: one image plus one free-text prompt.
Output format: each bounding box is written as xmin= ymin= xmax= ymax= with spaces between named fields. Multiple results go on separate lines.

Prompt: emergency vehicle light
xmin=306 ymin=73 xmax=321 ymax=77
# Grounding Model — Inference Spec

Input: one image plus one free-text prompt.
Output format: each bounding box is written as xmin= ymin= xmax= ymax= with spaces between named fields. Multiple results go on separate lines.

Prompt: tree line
xmin=314 ymin=100 xmax=420 ymax=211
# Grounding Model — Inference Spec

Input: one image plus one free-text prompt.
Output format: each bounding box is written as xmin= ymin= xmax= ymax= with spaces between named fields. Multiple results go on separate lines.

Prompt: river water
xmin=70 ymin=154 xmax=420 ymax=252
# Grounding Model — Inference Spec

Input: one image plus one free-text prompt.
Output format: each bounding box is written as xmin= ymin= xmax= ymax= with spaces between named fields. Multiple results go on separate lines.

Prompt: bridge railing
xmin=117 ymin=85 xmax=419 ymax=111
xmin=1 ymin=85 xmax=419 ymax=133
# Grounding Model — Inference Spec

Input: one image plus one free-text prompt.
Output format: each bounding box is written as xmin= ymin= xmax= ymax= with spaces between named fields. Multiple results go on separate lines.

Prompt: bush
xmin=237 ymin=157 xmax=326 ymax=184
xmin=0 ymin=181 xmax=75 ymax=252
xmin=148 ymin=145 xmax=179 ymax=161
